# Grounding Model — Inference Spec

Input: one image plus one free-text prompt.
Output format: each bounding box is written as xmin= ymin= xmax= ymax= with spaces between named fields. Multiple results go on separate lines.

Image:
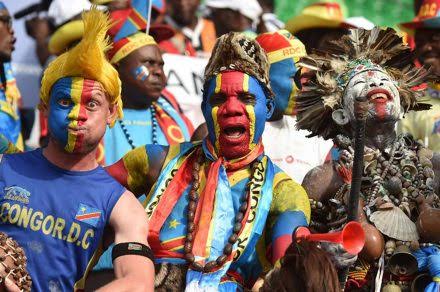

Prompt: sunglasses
xmin=0 ymin=15 xmax=12 ymax=29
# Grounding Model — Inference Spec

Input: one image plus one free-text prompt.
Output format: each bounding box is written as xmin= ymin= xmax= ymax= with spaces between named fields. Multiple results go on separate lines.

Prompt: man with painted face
xmin=0 ymin=2 xmax=23 ymax=150
xmin=256 ymin=30 xmax=333 ymax=183
xmin=89 ymin=12 xmax=193 ymax=286
xmin=399 ymin=0 xmax=440 ymax=151
xmin=103 ymin=12 xmax=194 ymax=164
xmin=297 ymin=27 xmax=440 ymax=290
xmin=0 ymin=9 xmax=155 ymax=291
xmin=105 ymin=32 xmax=310 ymax=290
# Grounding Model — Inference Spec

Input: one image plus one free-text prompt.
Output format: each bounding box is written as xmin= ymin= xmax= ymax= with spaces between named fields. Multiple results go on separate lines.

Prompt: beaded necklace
xmin=118 ymin=104 xmax=158 ymax=148
xmin=184 ymin=151 xmax=261 ymax=273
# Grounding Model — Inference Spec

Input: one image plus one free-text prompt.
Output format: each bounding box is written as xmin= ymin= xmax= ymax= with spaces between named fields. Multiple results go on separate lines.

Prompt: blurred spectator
xmin=258 ymin=0 xmax=284 ymax=33
xmin=159 ymin=0 xmax=216 ymax=57
xmin=205 ymin=0 xmax=262 ymax=38
xmin=47 ymin=0 xmax=96 ymax=57
xmin=256 ymin=30 xmax=332 ymax=182
xmin=24 ymin=15 xmax=53 ymax=67
xmin=102 ymin=25 xmax=193 ymax=164
xmin=0 ymin=2 xmax=23 ymax=150
xmin=398 ymin=0 xmax=440 ymax=150
xmin=285 ymin=1 xmax=353 ymax=53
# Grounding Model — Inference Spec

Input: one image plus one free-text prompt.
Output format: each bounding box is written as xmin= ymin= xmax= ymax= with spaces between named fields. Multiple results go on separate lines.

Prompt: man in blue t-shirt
xmin=0 ymin=8 xmax=154 ymax=292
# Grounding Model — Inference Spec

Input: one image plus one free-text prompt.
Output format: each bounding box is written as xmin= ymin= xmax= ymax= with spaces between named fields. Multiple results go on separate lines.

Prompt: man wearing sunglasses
xmin=0 ymin=2 xmax=23 ymax=150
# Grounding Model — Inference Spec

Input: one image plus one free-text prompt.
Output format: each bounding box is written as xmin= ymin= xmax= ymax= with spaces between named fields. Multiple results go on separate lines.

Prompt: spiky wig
xmin=40 ymin=7 xmax=123 ymax=127
xmin=296 ymin=27 xmax=434 ymax=140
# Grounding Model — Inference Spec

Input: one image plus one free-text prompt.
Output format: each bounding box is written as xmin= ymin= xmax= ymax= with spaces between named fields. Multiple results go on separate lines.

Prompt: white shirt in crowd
xmin=263 ymin=115 xmax=333 ymax=184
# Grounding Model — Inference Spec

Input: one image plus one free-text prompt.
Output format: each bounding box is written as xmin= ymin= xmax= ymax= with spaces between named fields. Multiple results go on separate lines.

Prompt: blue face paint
xmin=201 ymin=71 xmax=272 ymax=158
xmin=269 ymin=58 xmax=298 ymax=115
xmin=48 ymin=77 xmax=95 ymax=152
xmin=48 ymin=78 xmax=74 ymax=148
xmin=133 ymin=65 xmax=149 ymax=82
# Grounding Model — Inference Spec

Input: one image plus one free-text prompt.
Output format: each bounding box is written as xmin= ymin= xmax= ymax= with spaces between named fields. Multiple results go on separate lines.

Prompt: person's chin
xmin=366 ymin=114 xmax=398 ymax=124
xmin=0 ymin=51 xmax=12 ymax=62
xmin=145 ymin=88 xmax=163 ymax=99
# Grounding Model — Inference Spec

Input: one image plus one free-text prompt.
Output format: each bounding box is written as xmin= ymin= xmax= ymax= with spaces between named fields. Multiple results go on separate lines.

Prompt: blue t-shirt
xmin=0 ymin=149 xmax=125 ymax=291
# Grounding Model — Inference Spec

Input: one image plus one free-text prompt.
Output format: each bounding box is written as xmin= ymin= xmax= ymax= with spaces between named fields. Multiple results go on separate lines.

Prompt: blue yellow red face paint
xmin=269 ymin=58 xmax=299 ymax=115
xmin=133 ymin=65 xmax=149 ymax=82
xmin=48 ymin=77 xmax=95 ymax=153
xmin=202 ymin=71 xmax=272 ymax=159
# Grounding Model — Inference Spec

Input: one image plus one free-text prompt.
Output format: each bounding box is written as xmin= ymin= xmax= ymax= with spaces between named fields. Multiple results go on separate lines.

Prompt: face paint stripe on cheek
xmin=133 ymin=65 xmax=150 ymax=82
xmin=65 ymin=78 xmax=83 ymax=152
xmin=49 ymin=77 xmax=73 ymax=148
xmin=242 ymin=74 xmax=249 ymax=92
xmin=212 ymin=106 xmax=220 ymax=151
xmin=285 ymin=80 xmax=297 ymax=115
xmin=215 ymin=73 xmax=222 ymax=93
xmin=245 ymin=104 xmax=256 ymax=146
xmin=73 ymin=79 xmax=95 ymax=152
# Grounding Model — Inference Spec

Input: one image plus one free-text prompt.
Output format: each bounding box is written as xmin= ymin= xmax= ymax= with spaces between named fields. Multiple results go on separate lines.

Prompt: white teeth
xmin=371 ymin=93 xmax=387 ymax=100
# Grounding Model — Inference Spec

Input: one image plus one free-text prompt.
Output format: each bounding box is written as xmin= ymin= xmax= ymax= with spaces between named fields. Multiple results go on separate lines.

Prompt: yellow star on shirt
xmin=169 ymin=219 xmax=181 ymax=229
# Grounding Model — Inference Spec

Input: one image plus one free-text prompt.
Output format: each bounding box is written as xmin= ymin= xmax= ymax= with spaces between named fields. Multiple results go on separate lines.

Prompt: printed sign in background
xmin=163 ymin=53 xmax=208 ymax=130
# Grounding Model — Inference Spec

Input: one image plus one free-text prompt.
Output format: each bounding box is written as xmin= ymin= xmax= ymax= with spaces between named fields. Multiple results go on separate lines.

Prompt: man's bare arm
xmin=302 ymin=162 xmax=343 ymax=202
xmin=106 ymin=145 xmax=168 ymax=197
xmin=97 ymin=190 xmax=155 ymax=292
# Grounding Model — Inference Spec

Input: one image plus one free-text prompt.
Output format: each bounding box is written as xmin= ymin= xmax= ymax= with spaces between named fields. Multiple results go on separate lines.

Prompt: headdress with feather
xmin=40 ymin=7 xmax=123 ymax=127
xmin=296 ymin=27 xmax=434 ymax=140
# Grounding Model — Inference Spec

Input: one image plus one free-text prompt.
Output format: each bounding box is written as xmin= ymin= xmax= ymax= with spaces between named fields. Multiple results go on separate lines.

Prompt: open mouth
xmin=223 ymin=125 xmax=246 ymax=138
xmin=367 ymin=88 xmax=392 ymax=103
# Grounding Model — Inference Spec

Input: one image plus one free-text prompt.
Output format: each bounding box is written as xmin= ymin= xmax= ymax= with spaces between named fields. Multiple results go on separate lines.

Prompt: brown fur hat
xmin=204 ymin=32 xmax=274 ymax=98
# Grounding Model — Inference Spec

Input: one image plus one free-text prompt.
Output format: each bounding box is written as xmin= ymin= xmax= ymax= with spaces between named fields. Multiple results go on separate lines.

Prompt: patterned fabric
xmin=103 ymin=95 xmax=193 ymax=164
xmin=107 ymin=31 xmax=157 ymax=64
xmin=0 ymin=63 xmax=22 ymax=149
xmin=111 ymin=0 xmax=150 ymax=42
xmin=110 ymin=141 xmax=310 ymax=290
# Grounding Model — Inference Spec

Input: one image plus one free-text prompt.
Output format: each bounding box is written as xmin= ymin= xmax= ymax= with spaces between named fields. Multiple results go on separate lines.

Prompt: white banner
xmin=163 ymin=53 xmax=208 ymax=130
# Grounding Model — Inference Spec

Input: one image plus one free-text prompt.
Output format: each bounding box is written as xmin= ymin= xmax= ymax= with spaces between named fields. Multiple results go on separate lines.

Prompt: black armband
xmin=112 ymin=242 xmax=155 ymax=263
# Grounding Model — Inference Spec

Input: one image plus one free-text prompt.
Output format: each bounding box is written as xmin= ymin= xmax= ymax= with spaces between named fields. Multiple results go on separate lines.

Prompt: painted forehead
xmin=205 ymin=71 xmax=265 ymax=98
xmin=50 ymin=77 xmax=104 ymax=98
xmin=349 ymin=69 xmax=393 ymax=83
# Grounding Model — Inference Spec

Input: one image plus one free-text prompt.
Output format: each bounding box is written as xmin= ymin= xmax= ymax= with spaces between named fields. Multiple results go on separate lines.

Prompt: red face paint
xmin=49 ymin=77 xmax=97 ymax=153
xmin=216 ymin=72 xmax=252 ymax=159
xmin=367 ymin=88 xmax=393 ymax=121
xmin=70 ymin=79 xmax=95 ymax=152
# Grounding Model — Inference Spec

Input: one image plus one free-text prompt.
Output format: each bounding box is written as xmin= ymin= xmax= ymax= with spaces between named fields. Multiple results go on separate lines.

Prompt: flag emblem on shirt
xmin=75 ymin=203 xmax=101 ymax=227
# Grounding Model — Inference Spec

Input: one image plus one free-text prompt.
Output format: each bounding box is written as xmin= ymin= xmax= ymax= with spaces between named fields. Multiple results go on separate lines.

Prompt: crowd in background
xmin=0 ymin=0 xmax=439 ymax=290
